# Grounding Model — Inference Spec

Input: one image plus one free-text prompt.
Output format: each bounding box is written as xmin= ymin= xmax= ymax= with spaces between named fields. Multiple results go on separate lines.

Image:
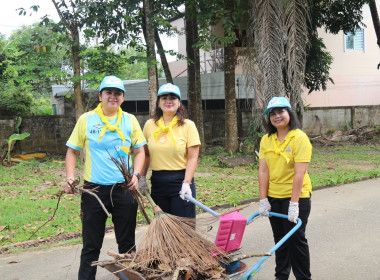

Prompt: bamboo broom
xmin=107 ymin=150 xmax=230 ymax=275
xmin=131 ymin=189 xmax=229 ymax=273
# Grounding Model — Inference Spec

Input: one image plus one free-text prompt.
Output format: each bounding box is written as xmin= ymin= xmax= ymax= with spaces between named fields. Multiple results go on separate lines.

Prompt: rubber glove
xmin=259 ymin=198 xmax=271 ymax=216
xmin=288 ymin=201 xmax=299 ymax=223
xmin=180 ymin=182 xmax=192 ymax=200
xmin=138 ymin=176 xmax=149 ymax=193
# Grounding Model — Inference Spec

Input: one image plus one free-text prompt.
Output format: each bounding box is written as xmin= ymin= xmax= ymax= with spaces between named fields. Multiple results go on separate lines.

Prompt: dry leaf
xmin=0 ymin=225 xmax=7 ymax=232
xmin=184 ymin=270 xmax=193 ymax=280
xmin=8 ymin=260 xmax=20 ymax=264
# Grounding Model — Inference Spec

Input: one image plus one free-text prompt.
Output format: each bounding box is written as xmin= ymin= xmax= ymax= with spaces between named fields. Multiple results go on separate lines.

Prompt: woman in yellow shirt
xmin=259 ymin=97 xmax=312 ymax=280
xmin=139 ymin=83 xmax=201 ymax=218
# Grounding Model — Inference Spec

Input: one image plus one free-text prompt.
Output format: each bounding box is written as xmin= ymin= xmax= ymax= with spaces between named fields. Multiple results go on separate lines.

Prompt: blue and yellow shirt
xmin=66 ymin=111 xmax=146 ymax=185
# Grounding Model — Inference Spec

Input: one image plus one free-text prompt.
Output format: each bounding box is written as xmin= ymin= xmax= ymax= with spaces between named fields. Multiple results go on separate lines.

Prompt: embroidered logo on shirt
xmin=94 ymin=123 xmax=103 ymax=129
xmin=286 ymin=147 xmax=292 ymax=153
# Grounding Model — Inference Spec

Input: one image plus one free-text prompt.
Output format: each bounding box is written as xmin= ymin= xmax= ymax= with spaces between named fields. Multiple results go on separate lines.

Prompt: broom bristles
xmin=132 ymin=205 xmax=229 ymax=272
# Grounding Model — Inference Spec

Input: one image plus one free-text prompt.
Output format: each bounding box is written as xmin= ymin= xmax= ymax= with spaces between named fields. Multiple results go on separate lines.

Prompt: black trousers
xmin=78 ymin=182 xmax=138 ymax=280
xmin=151 ymin=170 xmax=196 ymax=218
xmin=268 ymin=197 xmax=312 ymax=280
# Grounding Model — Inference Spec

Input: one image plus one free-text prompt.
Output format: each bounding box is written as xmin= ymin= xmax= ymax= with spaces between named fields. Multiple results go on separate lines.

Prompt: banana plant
xmin=6 ymin=133 xmax=30 ymax=163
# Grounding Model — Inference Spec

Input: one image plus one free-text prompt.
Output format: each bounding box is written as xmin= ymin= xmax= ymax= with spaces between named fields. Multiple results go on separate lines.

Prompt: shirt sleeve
xmin=258 ymin=134 xmax=268 ymax=159
xmin=186 ymin=120 xmax=201 ymax=147
xmin=293 ymin=132 xmax=312 ymax=163
xmin=129 ymin=114 xmax=147 ymax=148
xmin=66 ymin=114 xmax=87 ymax=151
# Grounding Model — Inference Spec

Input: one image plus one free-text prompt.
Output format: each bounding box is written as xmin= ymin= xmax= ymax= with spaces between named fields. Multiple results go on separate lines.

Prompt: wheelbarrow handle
xmin=239 ymin=212 xmax=302 ymax=280
xmin=183 ymin=193 xmax=220 ymax=217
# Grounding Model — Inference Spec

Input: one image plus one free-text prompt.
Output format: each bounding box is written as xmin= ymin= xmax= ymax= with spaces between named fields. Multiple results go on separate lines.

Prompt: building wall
xmin=1 ymin=106 xmax=378 ymax=156
xmin=303 ymin=1 xmax=380 ymax=107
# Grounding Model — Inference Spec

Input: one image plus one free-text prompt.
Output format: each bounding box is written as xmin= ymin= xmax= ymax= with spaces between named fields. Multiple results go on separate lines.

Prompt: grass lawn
xmin=0 ymin=142 xmax=379 ymax=251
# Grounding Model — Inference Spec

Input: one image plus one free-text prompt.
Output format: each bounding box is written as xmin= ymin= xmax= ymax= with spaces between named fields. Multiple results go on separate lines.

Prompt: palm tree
xmin=244 ymin=0 xmax=310 ymax=146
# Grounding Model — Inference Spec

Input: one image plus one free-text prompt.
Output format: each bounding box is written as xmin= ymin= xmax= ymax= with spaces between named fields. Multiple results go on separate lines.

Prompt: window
xmin=345 ymin=29 xmax=365 ymax=51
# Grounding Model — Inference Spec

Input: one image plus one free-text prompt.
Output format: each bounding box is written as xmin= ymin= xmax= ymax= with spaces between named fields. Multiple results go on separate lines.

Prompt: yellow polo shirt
xmin=143 ymin=119 xmax=201 ymax=171
xmin=259 ymin=129 xmax=312 ymax=198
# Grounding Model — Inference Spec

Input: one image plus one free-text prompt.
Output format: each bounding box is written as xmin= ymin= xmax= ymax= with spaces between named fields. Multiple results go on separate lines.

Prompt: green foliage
xmin=3 ymin=24 xmax=72 ymax=93
xmin=0 ymin=83 xmax=34 ymax=116
xmin=311 ymin=0 xmax=369 ymax=34
xmin=304 ymin=35 xmax=334 ymax=93
xmin=81 ymin=47 xmax=149 ymax=87
xmin=0 ymin=83 xmax=52 ymax=116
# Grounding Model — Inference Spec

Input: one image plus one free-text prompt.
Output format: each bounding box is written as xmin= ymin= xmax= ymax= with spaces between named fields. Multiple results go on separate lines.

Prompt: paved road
xmin=1 ymin=178 xmax=380 ymax=280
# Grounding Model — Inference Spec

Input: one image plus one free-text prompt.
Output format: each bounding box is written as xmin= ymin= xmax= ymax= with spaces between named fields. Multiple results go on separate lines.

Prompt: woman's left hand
xmin=288 ymin=201 xmax=299 ymax=223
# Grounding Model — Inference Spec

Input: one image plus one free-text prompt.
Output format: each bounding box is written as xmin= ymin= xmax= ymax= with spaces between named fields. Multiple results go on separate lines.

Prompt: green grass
xmin=0 ymin=142 xmax=379 ymax=250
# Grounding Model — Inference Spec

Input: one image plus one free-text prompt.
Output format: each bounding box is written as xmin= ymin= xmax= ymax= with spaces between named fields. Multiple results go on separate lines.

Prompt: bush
xmin=0 ymin=83 xmax=51 ymax=116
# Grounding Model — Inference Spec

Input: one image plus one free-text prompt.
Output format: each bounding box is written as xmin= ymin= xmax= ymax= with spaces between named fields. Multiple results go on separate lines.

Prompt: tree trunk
xmin=51 ymin=0 xmax=83 ymax=120
xmin=185 ymin=3 xmax=206 ymax=153
xmin=185 ymin=5 xmax=197 ymax=124
xmin=369 ymin=0 xmax=380 ymax=50
xmin=143 ymin=0 xmax=158 ymax=117
xmin=224 ymin=43 xmax=239 ymax=153
xmin=71 ymin=24 xmax=83 ymax=120
xmin=155 ymin=30 xmax=173 ymax=83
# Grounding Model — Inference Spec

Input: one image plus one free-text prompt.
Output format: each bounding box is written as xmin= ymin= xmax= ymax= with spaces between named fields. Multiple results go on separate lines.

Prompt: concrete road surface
xmin=1 ymin=178 xmax=380 ymax=280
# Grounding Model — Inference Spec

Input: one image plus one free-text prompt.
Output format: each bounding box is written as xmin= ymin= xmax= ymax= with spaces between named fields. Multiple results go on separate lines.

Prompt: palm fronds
xmin=254 ymin=0 xmax=286 ymax=104
xmin=284 ymin=0 xmax=310 ymax=113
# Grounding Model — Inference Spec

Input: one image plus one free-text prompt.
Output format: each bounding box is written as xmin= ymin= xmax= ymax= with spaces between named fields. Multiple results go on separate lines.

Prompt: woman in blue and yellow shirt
xmin=64 ymin=75 xmax=146 ymax=280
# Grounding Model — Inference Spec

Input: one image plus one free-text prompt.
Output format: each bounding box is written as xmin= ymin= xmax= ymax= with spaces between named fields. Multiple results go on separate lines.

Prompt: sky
xmin=0 ymin=0 xmax=58 ymax=38
xmin=0 ymin=0 xmax=178 ymax=61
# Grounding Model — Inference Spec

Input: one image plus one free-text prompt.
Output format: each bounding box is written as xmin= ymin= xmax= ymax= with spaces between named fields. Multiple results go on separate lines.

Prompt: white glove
xmin=180 ymin=182 xmax=192 ymax=200
xmin=138 ymin=176 xmax=149 ymax=193
xmin=259 ymin=198 xmax=271 ymax=216
xmin=288 ymin=201 xmax=299 ymax=223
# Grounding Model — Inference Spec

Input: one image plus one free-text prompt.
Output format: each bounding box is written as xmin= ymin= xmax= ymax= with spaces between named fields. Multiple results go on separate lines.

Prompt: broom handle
xmin=184 ymin=194 xmax=220 ymax=217
xmin=143 ymin=189 xmax=157 ymax=208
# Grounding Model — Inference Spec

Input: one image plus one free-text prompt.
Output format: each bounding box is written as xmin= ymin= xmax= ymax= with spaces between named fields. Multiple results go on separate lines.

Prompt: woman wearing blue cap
xmin=258 ymin=97 xmax=312 ymax=280
xmin=138 ymin=83 xmax=201 ymax=218
xmin=63 ymin=75 xmax=146 ymax=280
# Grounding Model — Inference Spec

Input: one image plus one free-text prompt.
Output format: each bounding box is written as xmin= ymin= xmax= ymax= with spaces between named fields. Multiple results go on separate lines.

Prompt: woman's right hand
xmin=63 ymin=179 xmax=74 ymax=194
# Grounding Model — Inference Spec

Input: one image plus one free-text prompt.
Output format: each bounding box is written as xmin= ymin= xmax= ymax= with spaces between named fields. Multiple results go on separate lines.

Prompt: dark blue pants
xmin=268 ymin=197 xmax=312 ymax=280
xmin=78 ymin=183 xmax=138 ymax=280
xmin=151 ymin=170 xmax=196 ymax=218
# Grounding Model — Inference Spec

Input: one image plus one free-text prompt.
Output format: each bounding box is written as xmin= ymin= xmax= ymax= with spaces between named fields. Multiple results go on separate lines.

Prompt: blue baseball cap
xmin=264 ymin=97 xmax=292 ymax=115
xmin=99 ymin=75 xmax=126 ymax=93
xmin=157 ymin=83 xmax=181 ymax=100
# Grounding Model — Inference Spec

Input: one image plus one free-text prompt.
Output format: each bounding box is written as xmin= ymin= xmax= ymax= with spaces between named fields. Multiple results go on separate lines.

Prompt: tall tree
xmin=143 ymin=0 xmax=158 ymax=117
xmin=223 ymin=0 xmax=239 ymax=153
xmin=185 ymin=1 xmax=206 ymax=153
xmin=50 ymin=0 xmax=84 ymax=119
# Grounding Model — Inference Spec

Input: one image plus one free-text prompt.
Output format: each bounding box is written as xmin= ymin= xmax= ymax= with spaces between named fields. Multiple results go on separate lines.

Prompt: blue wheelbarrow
xmin=184 ymin=194 xmax=302 ymax=280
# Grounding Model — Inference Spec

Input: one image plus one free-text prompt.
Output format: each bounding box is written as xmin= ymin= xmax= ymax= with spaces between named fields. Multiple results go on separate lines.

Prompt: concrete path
xmin=1 ymin=178 xmax=380 ymax=280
